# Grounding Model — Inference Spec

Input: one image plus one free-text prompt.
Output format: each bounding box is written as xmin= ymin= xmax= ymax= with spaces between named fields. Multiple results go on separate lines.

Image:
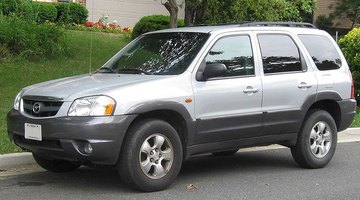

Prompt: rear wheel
xmin=33 ymin=153 xmax=81 ymax=173
xmin=118 ymin=119 xmax=183 ymax=192
xmin=291 ymin=110 xmax=337 ymax=168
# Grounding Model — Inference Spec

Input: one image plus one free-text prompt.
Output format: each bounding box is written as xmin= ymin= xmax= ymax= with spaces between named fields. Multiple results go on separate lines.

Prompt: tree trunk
xmin=163 ymin=0 xmax=179 ymax=28
xmin=185 ymin=0 xmax=193 ymax=26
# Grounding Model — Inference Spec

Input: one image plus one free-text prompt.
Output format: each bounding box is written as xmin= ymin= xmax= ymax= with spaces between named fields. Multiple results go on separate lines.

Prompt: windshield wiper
xmin=96 ymin=67 xmax=117 ymax=74
xmin=117 ymin=68 xmax=151 ymax=75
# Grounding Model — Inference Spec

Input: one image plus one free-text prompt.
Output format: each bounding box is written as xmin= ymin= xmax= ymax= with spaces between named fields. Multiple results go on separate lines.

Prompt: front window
xmin=99 ymin=32 xmax=209 ymax=75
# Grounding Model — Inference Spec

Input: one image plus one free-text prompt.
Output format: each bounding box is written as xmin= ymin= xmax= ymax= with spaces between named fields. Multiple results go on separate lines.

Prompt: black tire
xmin=33 ymin=153 xmax=81 ymax=173
xmin=212 ymin=149 xmax=239 ymax=156
xmin=291 ymin=109 xmax=337 ymax=169
xmin=118 ymin=119 xmax=183 ymax=192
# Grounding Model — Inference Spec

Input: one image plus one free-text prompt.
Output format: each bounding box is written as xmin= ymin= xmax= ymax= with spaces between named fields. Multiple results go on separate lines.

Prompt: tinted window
xmin=258 ymin=34 xmax=302 ymax=74
xmin=101 ymin=32 xmax=209 ymax=75
xmin=205 ymin=35 xmax=254 ymax=77
xmin=299 ymin=35 xmax=341 ymax=70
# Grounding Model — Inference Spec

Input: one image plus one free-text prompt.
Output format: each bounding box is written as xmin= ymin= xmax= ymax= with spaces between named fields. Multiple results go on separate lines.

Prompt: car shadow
xmin=8 ymin=148 xmax=298 ymax=193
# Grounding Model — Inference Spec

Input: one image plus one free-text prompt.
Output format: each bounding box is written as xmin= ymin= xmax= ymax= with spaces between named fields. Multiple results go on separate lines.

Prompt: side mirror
xmin=202 ymin=63 xmax=226 ymax=80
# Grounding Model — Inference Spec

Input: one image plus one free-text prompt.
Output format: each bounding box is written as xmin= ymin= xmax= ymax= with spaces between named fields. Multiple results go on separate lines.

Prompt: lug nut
xmin=155 ymin=161 xmax=158 ymax=164
xmin=150 ymin=158 xmax=154 ymax=162
xmin=150 ymin=151 xmax=154 ymax=155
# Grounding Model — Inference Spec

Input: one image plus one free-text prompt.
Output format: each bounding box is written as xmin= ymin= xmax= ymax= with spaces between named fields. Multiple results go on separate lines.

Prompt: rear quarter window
xmin=298 ymin=34 xmax=342 ymax=71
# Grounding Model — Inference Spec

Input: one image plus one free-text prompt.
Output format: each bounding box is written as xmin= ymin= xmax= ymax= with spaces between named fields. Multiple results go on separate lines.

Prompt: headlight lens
xmin=68 ymin=96 xmax=116 ymax=116
xmin=13 ymin=92 xmax=21 ymax=110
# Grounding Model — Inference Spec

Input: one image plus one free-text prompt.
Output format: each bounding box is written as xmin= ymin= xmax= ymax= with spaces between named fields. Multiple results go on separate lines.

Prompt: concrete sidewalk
xmin=1 ymin=128 xmax=360 ymax=169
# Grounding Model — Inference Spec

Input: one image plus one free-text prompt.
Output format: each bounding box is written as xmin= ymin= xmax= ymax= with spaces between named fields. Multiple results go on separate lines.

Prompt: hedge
xmin=56 ymin=2 xmax=88 ymax=25
xmin=0 ymin=0 xmax=88 ymax=25
xmin=33 ymin=2 xmax=57 ymax=23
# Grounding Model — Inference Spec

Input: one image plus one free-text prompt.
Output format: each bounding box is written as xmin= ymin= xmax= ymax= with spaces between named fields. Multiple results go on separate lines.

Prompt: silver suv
xmin=7 ymin=22 xmax=356 ymax=191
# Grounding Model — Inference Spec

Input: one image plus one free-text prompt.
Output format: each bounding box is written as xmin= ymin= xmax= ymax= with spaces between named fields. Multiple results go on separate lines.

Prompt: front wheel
xmin=33 ymin=153 xmax=81 ymax=172
xmin=118 ymin=119 xmax=183 ymax=192
xmin=291 ymin=110 xmax=337 ymax=168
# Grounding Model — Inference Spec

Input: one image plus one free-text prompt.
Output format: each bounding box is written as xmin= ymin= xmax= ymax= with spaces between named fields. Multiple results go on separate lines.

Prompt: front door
xmin=193 ymin=34 xmax=263 ymax=144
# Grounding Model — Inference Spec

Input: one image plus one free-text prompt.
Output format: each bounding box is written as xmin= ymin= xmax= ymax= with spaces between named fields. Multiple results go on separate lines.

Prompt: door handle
xmin=243 ymin=86 xmax=259 ymax=94
xmin=298 ymin=82 xmax=312 ymax=89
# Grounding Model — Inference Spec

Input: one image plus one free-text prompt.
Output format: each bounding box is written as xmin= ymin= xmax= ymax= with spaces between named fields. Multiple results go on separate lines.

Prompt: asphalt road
xmin=0 ymin=142 xmax=359 ymax=200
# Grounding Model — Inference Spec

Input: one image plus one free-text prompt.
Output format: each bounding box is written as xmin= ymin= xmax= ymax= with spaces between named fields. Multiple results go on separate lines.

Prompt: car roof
xmin=151 ymin=22 xmax=327 ymax=36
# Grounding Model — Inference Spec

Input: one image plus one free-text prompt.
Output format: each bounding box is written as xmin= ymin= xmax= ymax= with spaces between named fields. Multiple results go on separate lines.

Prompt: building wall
xmin=86 ymin=0 xmax=184 ymax=27
xmin=314 ymin=0 xmax=354 ymax=29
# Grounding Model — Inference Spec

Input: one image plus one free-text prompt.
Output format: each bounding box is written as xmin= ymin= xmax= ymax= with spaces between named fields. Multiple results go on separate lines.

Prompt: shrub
xmin=339 ymin=28 xmax=360 ymax=95
xmin=69 ymin=2 xmax=88 ymax=24
xmin=315 ymin=15 xmax=333 ymax=31
xmin=32 ymin=2 xmax=57 ymax=23
xmin=55 ymin=2 xmax=88 ymax=25
xmin=0 ymin=15 xmax=70 ymax=59
xmin=0 ymin=0 xmax=34 ymax=21
xmin=132 ymin=15 xmax=184 ymax=39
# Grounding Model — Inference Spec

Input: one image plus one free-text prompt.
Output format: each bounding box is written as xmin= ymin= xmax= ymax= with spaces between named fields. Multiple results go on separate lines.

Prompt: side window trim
xmin=196 ymin=34 xmax=256 ymax=81
xmin=257 ymin=33 xmax=306 ymax=75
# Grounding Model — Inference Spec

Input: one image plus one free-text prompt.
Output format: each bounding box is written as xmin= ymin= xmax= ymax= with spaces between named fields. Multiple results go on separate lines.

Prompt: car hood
xmin=22 ymin=73 xmax=170 ymax=101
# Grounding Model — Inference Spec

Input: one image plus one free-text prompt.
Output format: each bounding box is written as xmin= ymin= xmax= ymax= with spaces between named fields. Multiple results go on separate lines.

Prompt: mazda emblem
xmin=33 ymin=103 xmax=41 ymax=114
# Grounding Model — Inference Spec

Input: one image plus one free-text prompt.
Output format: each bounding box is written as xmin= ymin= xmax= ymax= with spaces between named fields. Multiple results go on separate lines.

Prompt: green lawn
xmin=0 ymin=31 xmax=130 ymax=154
xmin=351 ymin=109 xmax=360 ymax=128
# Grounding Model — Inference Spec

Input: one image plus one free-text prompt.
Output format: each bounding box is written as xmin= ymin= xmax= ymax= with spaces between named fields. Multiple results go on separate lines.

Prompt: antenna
xmin=89 ymin=0 xmax=95 ymax=76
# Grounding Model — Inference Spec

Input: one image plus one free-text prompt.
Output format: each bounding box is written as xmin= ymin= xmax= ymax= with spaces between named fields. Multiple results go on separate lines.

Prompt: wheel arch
xmin=302 ymin=91 xmax=342 ymax=132
xmin=124 ymin=101 xmax=196 ymax=158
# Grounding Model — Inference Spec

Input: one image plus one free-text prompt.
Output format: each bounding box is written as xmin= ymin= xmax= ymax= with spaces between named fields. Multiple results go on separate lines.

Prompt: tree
xmin=159 ymin=0 xmax=183 ymax=28
xmin=331 ymin=0 xmax=360 ymax=28
xmin=293 ymin=0 xmax=316 ymax=23
xmin=184 ymin=0 xmax=207 ymax=26
xmin=202 ymin=0 xmax=304 ymax=24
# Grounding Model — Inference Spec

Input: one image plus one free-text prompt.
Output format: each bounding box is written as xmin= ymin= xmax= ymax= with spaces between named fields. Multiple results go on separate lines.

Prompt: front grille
xmin=23 ymin=98 xmax=63 ymax=117
xmin=13 ymin=135 xmax=63 ymax=149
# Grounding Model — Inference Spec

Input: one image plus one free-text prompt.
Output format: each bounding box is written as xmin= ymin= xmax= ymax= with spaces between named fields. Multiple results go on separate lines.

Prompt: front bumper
xmin=7 ymin=109 xmax=136 ymax=165
xmin=338 ymin=99 xmax=357 ymax=132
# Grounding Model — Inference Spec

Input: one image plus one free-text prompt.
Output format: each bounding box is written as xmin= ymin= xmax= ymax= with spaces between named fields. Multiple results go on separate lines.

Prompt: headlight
xmin=68 ymin=96 xmax=116 ymax=116
xmin=13 ymin=92 xmax=21 ymax=110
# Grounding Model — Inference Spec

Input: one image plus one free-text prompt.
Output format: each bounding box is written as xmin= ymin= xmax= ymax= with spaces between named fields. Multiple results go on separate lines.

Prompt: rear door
xmin=255 ymin=32 xmax=317 ymax=136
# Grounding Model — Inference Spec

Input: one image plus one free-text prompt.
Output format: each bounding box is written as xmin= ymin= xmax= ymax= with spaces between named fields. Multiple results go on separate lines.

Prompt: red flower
xmin=94 ymin=21 xmax=105 ymax=28
xmin=85 ymin=21 xmax=94 ymax=27
xmin=108 ymin=24 xmax=120 ymax=29
xmin=122 ymin=27 xmax=130 ymax=32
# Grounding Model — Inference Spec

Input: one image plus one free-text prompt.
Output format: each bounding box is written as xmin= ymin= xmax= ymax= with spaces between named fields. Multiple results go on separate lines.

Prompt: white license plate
xmin=24 ymin=123 xmax=42 ymax=141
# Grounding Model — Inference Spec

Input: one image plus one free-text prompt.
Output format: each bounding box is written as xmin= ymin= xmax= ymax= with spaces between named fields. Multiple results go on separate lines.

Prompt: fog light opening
xmin=84 ymin=143 xmax=93 ymax=154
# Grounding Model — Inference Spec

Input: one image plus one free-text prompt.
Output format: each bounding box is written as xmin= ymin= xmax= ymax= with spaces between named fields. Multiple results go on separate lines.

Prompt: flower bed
xmin=64 ymin=21 xmax=131 ymax=34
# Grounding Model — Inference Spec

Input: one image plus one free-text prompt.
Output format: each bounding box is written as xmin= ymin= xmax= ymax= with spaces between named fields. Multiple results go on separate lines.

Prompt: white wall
xmin=86 ymin=0 xmax=184 ymax=27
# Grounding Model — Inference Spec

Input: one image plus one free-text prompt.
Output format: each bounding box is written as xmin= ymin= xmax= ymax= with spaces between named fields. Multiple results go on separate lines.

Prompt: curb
xmin=0 ymin=152 xmax=35 ymax=169
xmin=1 ymin=128 xmax=360 ymax=169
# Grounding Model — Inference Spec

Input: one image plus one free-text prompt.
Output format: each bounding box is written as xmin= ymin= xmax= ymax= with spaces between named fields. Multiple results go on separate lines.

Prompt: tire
xmin=33 ymin=153 xmax=81 ymax=173
xmin=291 ymin=109 xmax=337 ymax=169
xmin=118 ymin=119 xmax=183 ymax=192
xmin=212 ymin=149 xmax=239 ymax=156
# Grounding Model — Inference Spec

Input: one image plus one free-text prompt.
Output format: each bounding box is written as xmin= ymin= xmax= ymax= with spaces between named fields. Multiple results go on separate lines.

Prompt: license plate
xmin=25 ymin=123 xmax=42 ymax=141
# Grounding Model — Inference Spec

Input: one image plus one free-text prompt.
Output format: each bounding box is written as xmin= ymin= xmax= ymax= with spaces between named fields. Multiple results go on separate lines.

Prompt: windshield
xmin=99 ymin=32 xmax=209 ymax=75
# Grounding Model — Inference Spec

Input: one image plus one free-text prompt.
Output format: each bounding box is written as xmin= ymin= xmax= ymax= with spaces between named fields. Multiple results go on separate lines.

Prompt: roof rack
xmin=240 ymin=22 xmax=317 ymax=29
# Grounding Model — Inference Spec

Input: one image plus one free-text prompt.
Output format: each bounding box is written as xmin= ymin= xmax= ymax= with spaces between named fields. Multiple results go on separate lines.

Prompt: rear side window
xmin=299 ymin=35 xmax=341 ymax=71
xmin=258 ymin=34 xmax=302 ymax=74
